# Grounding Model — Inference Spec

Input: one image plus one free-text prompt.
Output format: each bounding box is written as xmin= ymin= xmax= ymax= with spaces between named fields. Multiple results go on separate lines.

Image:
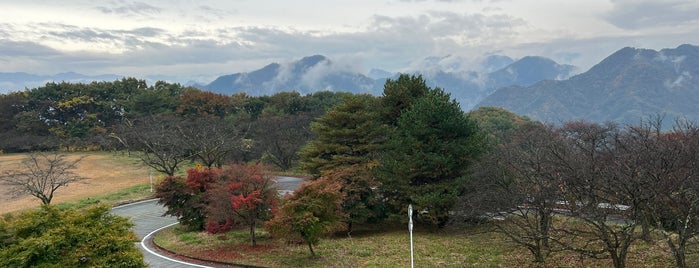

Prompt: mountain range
xmin=0 ymin=72 xmax=123 ymax=92
xmin=478 ymin=44 xmax=699 ymax=126
xmin=201 ymin=54 xmax=576 ymax=110
xmin=2 ymin=44 xmax=697 ymax=127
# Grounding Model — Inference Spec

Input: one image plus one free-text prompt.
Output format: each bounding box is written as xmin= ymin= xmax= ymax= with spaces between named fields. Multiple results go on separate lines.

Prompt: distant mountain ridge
xmin=202 ymin=54 xmax=575 ymax=110
xmin=204 ymin=55 xmax=380 ymax=96
xmin=477 ymin=44 xmax=699 ymax=126
xmin=0 ymin=72 xmax=122 ymax=92
xmin=1 ymin=53 xmax=576 ymax=111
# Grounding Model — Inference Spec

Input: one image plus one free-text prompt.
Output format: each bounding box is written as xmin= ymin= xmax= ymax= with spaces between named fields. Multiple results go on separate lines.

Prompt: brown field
xmin=0 ymin=152 xmax=154 ymax=214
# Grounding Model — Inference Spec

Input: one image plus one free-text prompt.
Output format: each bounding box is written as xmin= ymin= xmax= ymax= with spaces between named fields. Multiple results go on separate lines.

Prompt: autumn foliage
xmin=156 ymin=163 xmax=278 ymax=245
xmin=206 ymin=163 xmax=278 ymax=246
xmin=265 ymin=177 xmax=347 ymax=256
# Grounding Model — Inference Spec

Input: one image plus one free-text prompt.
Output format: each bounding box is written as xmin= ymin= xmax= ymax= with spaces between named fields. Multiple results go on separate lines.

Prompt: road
xmin=112 ymin=199 xmax=212 ymax=268
xmin=111 ymin=176 xmax=305 ymax=268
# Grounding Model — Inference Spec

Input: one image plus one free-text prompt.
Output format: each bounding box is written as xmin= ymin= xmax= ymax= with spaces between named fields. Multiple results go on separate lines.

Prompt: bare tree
xmin=253 ymin=113 xmax=314 ymax=170
xmin=647 ymin=119 xmax=699 ymax=268
xmin=117 ymin=115 xmax=192 ymax=176
xmin=460 ymin=123 xmax=563 ymax=263
xmin=177 ymin=116 xmax=246 ymax=168
xmin=553 ymin=121 xmax=642 ymax=268
xmin=1 ymin=153 xmax=85 ymax=205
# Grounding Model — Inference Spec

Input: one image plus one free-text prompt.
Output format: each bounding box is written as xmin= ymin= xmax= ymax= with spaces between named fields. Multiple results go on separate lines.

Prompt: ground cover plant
xmin=153 ymin=221 xmax=687 ymax=267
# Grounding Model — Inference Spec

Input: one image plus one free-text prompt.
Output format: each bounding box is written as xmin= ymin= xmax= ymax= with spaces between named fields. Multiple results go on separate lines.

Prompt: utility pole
xmin=408 ymin=204 xmax=414 ymax=268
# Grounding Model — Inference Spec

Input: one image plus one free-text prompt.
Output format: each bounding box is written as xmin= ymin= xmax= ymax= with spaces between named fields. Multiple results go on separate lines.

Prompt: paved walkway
xmin=112 ymin=199 xmax=214 ymax=268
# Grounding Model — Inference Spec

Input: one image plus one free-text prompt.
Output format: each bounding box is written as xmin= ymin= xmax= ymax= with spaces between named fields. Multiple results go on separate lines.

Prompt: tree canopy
xmin=0 ymin=205 xmax=146 ymax=268
xmin=376 ymin=87 xmax=485 ymax=226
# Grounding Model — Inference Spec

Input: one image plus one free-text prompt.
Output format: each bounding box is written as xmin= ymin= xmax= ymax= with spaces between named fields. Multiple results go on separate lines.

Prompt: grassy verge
xmin=154 ymin=221 xmax=690 ymax=267
xmin=55 ymin=183 xmax=155 ymax=210
xmin=153 ymin=223 xmax=518 ymax=267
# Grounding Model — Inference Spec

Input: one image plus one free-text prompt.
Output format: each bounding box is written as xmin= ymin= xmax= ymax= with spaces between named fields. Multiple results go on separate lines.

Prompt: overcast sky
xmin=1 ymin=0 xmax=698 ymax=83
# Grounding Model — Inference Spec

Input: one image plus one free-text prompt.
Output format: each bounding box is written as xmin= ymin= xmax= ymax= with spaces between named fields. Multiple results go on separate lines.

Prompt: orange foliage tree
xmin=265 ymin=178 xmax=347 ymax=256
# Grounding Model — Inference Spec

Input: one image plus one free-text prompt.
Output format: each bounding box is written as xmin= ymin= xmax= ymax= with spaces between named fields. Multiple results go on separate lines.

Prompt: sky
xmin=1 ymin=0 xmax=698 ymax=84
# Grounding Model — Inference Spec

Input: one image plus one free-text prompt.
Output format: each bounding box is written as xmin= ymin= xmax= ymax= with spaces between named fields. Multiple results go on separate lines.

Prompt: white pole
xmin=408 ymin=204 xmax=414 ymax=268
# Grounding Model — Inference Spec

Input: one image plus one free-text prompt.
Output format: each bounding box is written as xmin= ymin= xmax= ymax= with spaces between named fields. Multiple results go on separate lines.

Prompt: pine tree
xmin=299 ymin=94 xmax=386 ymax=176
xmin=377 ymin=88 xmax=485 ymax=227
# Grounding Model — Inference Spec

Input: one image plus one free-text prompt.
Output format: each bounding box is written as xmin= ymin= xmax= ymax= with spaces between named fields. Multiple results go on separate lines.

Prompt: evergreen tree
xmin=298 ymin=94 xmax=387 ymax=232
xmin=299 ymin=94 xmax=386 ymax=177
xmin=380 ymin=74 xmax=431 ymax=126
xmin=0 ymin=205 xmax=145 ymax=267
xmin=376 ymin=88 xmax=485 ymax=227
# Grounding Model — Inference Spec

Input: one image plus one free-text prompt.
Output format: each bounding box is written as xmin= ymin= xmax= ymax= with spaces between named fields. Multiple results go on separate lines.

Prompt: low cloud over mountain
xmin=477 ymin=44 xmax=699 ymax=126
xmin=200 ymin=54 xmax=575 ymax=110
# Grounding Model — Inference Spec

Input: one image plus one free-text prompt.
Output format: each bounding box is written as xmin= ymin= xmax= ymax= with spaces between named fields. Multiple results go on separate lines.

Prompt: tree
xmin=297 ymin=94 xmax=386 ymax=233
xmin=1 ymin=153 xmax=85 ymax=205
xmin=176 ymin=89 xmax=231 ymax=117
xmin=467 ymin=106 xmax=534 ymax=145
xmin=0 ymin=205 xmax=146 ymax=267
xmin=376 ymin=88 xmax=485 ymax=226
xmin=266 ymin=178 xmax=347 ymax=257
xmin=156 ymin=167 xmax=221 ymax=230
xmin=117 ymin=115 xmax=192 ymax=176
xmin=0 ymin=92 xmax=27 ymax=133
xmin=178 ymin=116 xmax=246 ymax=168
xmin=299 ymin=94 xmax=386 ymax=177
xmin=322 ymin=164 xmax=383 ymax=236
xmin=205 ymin=163 xmax=278 ymax=246
xmin=379 ymin=74 xmax=430 ymax=126
xmin=460 ymin=123 xmax=562 ymax=263
xmin=641 ymin=119 xmax=699 ymax=268
xmin=552 ymin=121 xmax=642 ymax=268
xmin=254 ymin=113 xmax=314 ymax=170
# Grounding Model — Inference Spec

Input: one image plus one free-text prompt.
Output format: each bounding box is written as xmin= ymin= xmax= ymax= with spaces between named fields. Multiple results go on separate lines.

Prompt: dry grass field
xmin=0 ymin=152 xmax=154 ymax=214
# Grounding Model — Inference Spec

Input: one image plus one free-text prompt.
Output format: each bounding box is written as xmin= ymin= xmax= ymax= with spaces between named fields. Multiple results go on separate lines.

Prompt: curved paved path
xmin=111 ymin=176 xmax=305 ymax=268
xmin=112 ymin=199 xmax=212 ymax=267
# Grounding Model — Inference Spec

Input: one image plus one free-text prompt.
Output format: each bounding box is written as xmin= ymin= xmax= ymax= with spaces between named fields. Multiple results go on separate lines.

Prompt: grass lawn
xmin=153 ymin=221 xmax=686 ymax=267
xmin=0 ymin=151 xmax=158 ymax=214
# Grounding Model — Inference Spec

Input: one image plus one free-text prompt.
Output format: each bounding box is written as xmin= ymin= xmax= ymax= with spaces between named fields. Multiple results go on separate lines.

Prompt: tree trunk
xmin=539 ymin=209 xmax=550 ymax=248
xmin=308 ymin=241 xmax=316 ymax=257
xmin=673 ymin=247 xmax=686 ymax=268
xmin=611 ymin=253 xmax=625 ymax=268
xmin=250 ymin=219 xmax=256 ymax=246
xmin=640 ymin=210 xmax=652 ymax=242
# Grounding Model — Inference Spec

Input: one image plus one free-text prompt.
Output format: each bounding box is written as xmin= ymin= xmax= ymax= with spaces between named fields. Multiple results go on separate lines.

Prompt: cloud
xmin=3 ymin=1 xmax=697 ymax=88
xmin=95 ymin=1 xmax=161 ymax=17
xmin=604 ymin=0 xmax=699 ymax=30
xmin=0 ymin=9 xmax=531 ymax=81
xmin=197 ymin=5 xmax=236 ymax=21
xmin=0 ymin=40 xmax=60 ymax=57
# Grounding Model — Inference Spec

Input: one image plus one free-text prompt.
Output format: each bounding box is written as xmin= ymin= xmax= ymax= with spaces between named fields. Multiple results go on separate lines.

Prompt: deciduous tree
xmin=205 ymin=163 xmax=278 ymax=246
xmin=460 ymin=123 xmax=562 ymax=263
xmin=0 ymin=153 xmax=85 ymax=205
xmin=156 ymin=167 xmax=221 ymax=230
xmin=117 ymin=115 xmax=192 ymax=176
xmin=553 ymin=121 xmax=641 ymax=268
xmin=254 ymin=113 xmax=314 ymax=170
xmin=266 ymin=178 xmax=346 ymax=257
